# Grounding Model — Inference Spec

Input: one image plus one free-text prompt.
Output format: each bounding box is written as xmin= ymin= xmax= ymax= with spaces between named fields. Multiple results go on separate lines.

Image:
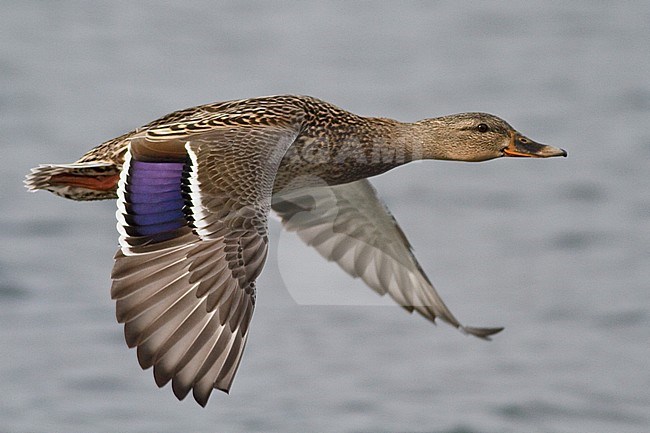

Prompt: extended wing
xmin=272 ymin=179 xmax=503 ymax=339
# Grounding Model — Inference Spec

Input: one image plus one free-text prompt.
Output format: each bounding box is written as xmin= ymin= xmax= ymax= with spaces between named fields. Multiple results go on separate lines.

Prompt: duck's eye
xmin=477 ymin=123 xmax=489 ymax=133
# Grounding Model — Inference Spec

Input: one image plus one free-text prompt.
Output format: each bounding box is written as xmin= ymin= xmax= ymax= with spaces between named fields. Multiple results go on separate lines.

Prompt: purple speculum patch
xmin=124 ymin=160 xmax=188 ymax=241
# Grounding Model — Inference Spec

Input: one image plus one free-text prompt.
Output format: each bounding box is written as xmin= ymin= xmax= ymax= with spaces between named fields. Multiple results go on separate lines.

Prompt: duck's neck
xmin=274 ymin=115 xmax=452 ymax=191
xmin=357 ymin=116 xmax=452 ymax=167
xmin=390 ymin=118 xmax=459 ymax=161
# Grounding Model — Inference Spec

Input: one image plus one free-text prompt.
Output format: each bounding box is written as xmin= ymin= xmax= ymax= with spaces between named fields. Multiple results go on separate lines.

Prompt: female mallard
xmin=25 ymin=95 xmax=566 ymax=406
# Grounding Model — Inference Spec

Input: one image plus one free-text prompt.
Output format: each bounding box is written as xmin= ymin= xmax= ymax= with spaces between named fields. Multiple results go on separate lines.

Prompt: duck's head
xmin=414 ymin=112 xmax=567 ymax=162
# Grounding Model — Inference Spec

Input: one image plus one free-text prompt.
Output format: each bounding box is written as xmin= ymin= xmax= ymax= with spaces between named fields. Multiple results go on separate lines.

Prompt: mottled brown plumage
xmin=25 ymin=95 xmax=566 ymax=406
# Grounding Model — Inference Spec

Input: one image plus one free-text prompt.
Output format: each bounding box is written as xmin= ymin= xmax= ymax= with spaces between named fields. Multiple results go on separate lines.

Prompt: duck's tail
xmin=24 ymin=161 xmax=120 ymax=201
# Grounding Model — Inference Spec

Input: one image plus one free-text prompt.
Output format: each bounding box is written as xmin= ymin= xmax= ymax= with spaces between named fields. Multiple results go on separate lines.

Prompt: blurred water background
xmin=1 ymin=1 xmax=649 ymax=432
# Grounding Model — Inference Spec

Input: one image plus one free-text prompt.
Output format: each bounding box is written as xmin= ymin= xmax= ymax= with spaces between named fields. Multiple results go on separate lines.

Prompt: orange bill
xmin=504 ymin=133 xmax=567 ymax=158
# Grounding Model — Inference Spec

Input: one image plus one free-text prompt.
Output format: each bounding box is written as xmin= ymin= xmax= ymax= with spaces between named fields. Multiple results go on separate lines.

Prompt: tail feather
xmin=25 ymin=162 xmax=120 ymax=201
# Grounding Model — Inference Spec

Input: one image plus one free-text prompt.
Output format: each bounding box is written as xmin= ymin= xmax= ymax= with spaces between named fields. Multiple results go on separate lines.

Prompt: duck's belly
xmin=272 ymin=135 xmax=398 ymax=193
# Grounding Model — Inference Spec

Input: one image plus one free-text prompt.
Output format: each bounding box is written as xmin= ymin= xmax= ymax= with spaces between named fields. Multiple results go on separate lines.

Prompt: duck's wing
xmin=111 ymin=125 xmax=298 ymax=406
xmin=271 ymin=179 xmax=503 ymax=339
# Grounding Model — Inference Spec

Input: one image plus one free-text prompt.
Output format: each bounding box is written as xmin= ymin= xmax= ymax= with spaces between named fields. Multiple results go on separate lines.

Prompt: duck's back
xmin=26 ymin=95 xmax=403 ymax=200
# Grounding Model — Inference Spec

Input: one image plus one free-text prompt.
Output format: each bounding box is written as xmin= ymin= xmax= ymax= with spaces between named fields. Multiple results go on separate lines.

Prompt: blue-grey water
xmin=1 ymin=1 xmax=649 ymax=432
